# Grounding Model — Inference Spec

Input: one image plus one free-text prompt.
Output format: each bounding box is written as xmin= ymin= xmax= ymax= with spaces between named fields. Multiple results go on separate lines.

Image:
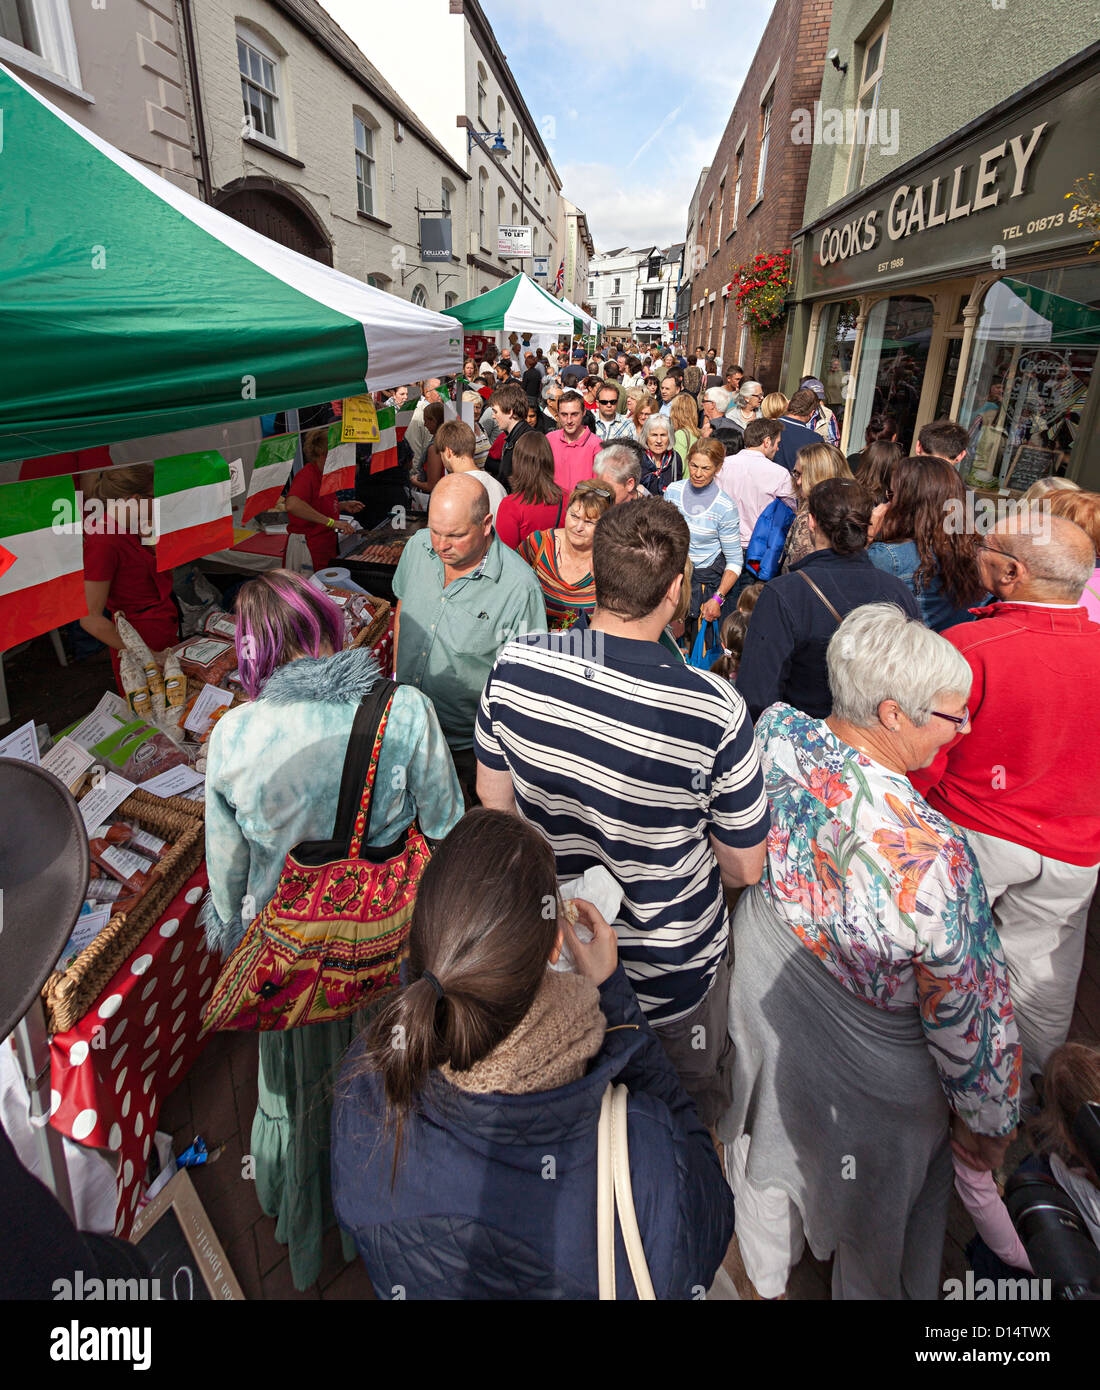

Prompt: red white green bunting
xmin=242 ymin=433 xmax=298 ymax=523
xmin=320 ymin=423 xmax=356 ymax=497
xmin=154 ymin=451 xmax=233 ymax=571
xmin=0 ymin=475 xmax=85 ymax=650
xmin=370 ymin=405 xmax=399 ymax=475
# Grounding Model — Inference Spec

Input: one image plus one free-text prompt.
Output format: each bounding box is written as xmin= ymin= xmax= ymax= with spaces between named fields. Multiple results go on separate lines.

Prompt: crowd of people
xmin=199 ymin=333 xmax=1100 ymax=1300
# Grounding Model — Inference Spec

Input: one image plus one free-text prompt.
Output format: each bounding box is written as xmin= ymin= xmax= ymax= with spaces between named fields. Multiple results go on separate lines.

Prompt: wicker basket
xmin=327 ymin=589 xmax=391 ymax=651
xmin=42 ymin=789 xmax=206 ymax=1034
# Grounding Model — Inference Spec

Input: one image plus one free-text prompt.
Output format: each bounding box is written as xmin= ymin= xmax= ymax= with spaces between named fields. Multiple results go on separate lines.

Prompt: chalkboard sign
xmin=1004 ymin=444 xmax=1058 ymax=493
xmin=131 ymin=1170 xmax=244 ymax=1300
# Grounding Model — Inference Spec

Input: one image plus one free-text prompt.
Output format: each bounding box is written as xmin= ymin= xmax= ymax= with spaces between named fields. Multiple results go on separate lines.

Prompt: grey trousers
xmin=960 ymin=825 xmax=1098 ymax=1105
xmin=650 ymin=951 xmax=733 ymax=1129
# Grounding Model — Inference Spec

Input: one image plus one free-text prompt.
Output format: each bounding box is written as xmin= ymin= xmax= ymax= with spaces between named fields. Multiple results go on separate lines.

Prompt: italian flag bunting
xmin=370 ymin=405 xmax=399 ymax=475
xmin=320 ymin=422 xmax=356 ymax=497
xmin=395 ymin=399 xmax=416 ymax=444
xmin=154 ymin=451 xmax=233 ymax=571
xmin=0 ymin=476 xmax=85 ymax=651
xmin=242 ymin=433 xmax=298 ymax=523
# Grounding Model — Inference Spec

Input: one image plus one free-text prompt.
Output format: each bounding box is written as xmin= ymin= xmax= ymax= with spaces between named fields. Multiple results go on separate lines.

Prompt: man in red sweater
xmin=912 ymin=511 xmax=1100 ymax=1104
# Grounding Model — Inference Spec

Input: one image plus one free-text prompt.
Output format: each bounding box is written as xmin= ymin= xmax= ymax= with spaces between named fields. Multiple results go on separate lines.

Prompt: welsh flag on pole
xmin=242 ymin=433 xmax=298 ymax=523
xmin=320 ymin=422 xmax=356 ymax=496
xmin=0 ymin=476 xmax=86 ymax=651
xmin=370 ymin=405 xmax=399 ymax=475
xmin=154 ymin=451 xmax=233 ymax=571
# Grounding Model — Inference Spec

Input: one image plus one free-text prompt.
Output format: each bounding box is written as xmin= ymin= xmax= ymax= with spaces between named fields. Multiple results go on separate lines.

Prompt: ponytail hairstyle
xmin=807 ymin=477 xmax=874 ymax=556
xmin=234 ymin=568 xmax=345 ymax=699
xmin=359 ymin=809 xmax=560 ymax=1176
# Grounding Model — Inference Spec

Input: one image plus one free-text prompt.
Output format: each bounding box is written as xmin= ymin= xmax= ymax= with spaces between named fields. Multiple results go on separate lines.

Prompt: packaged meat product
xmin=85 ymin=875 xmax=131 ymax=904
xmin=120 ymin=650 xmax=151 ymax=718
xmin=163 ymin=651 xmax=186 ymax=707
xmin=169 ymin=637 xmax=237 ymax=688
xmin=203 ymin=610 xmax=237 ymax=641
xmin=89 ymin=843 xmax=153 ymax=894
xmin=90 ymin=820 xmax=170 ymax=861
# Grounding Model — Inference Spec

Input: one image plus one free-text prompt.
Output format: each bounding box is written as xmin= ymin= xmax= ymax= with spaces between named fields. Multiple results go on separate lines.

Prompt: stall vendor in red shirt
xmin=80 ymin=464 xmax=180 ymax=693
xmin=285 ymin=425 xmax=363 ymax=571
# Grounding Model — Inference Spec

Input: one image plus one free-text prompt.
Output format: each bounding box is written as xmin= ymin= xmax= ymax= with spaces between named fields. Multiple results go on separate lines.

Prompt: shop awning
xmin=558 ymin=295 xmax=603 ymax=334
xmin=443 ymin=274 xmax=579 ymax=335
xmin=0 ymin=63 xmax=462 ymax=465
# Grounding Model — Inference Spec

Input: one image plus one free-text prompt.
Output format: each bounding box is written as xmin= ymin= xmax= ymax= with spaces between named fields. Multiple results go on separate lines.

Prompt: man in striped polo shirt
xmin=475 ymin=498 xmax=769 ymax=1125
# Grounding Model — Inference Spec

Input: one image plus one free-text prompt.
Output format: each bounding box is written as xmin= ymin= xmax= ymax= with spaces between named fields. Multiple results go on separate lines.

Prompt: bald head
xmin=985 ymin=508 xmax=1095 ymax=602
xmin=431 ymin=471 xmax=490 ymax=526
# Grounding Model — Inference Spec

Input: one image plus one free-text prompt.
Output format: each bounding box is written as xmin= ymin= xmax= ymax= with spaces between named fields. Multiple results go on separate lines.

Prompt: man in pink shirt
xmin=548 ymin=390 xmax=602 ymax=494
xmin=716 ymin=418 xmax=794 ymax=549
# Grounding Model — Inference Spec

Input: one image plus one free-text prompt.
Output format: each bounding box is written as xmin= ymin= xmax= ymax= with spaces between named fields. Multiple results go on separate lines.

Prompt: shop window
xmin=813 ymin=298 xmax=861 ymax=428
xmin=848 ymin=295 xmax=934 ymax=453
xmin=959 ymin=268 xmax=1100 ymax=488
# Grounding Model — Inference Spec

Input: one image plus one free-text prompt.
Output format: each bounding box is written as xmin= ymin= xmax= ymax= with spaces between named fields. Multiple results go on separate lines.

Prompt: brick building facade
xmin=684 ymin=0 xmax=831 ymax=389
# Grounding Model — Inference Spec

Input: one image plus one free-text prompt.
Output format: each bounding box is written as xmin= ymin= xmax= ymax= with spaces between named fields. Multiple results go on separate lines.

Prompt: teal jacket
xmin=201 ymin=647 xmax=464 ymax=955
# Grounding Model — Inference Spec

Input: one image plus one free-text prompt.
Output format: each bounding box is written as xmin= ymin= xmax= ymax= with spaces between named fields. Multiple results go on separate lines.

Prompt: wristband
xmin=327 ymin=517 xmax=336 ymax=530
xmin=713 ymin=592 xmax=724 ymax=607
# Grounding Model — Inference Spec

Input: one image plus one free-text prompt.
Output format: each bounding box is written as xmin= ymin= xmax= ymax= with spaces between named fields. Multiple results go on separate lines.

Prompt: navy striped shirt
xmin=475 ymin=630 xmax=769 ymax=1024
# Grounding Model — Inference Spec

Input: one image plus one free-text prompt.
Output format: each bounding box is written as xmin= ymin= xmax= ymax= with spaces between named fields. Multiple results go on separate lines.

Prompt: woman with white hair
xmin=639 ymin=412 xmax=682 ymax=493
xmin=719 ymin=603 xmax=1020 ymax=1300
xmin=726 ymin=381 xmax=764 ymax=430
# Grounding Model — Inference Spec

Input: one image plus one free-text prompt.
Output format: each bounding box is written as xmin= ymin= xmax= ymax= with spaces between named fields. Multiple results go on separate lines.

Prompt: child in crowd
xmin=953 ymin=1040 xmax=1100 ymax=1276
xmin=711 ymin=583 xmax=763 ymax=681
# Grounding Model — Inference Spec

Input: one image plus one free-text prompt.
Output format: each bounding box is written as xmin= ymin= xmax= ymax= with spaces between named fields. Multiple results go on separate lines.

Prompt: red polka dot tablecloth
xmin=49 ymin=862 xmax=214 ymax=1237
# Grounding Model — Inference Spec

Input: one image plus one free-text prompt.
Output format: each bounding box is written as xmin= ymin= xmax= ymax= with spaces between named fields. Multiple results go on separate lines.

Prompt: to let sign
xmin=498 ymin=225 xmax=532 ymax=258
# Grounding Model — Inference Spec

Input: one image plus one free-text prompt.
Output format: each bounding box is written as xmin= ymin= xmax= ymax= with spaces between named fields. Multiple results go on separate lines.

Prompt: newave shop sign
xmin=804 ymin=74 xmax=1096 ymax=296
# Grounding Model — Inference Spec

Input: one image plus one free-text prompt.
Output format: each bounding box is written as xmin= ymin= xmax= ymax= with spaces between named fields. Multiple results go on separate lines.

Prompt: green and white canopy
xmin=0 ymin=63 xmax=462 ymax=465
xmin=443 ymin=274 xmax=579 ymax=336
xmin=558 ymin=295 xmax=602 ymax=335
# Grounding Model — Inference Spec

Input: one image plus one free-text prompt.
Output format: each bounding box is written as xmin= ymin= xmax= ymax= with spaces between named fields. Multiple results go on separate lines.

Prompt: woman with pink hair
xmin=202 ymin=569 xmax=463 ymax=1289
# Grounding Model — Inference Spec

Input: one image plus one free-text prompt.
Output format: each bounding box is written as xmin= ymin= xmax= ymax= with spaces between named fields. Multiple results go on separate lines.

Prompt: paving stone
xmin=223 ymin=1227 xmax=264 ymax=1303
xmin=261 ymin=1255 xmax=320 ymax=1301
xmin=319 ymin=1257 xmax=377 ymax=1301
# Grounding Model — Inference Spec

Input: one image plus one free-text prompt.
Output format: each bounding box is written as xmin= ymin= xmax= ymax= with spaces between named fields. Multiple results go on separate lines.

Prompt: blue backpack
xmin=744 ymin=498 xmax=796 ymax=583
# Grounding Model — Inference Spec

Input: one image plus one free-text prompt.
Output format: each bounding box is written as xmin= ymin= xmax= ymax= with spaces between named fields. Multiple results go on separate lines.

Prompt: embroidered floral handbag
xmin=200 ymin=681 xmax=429 ymax=1033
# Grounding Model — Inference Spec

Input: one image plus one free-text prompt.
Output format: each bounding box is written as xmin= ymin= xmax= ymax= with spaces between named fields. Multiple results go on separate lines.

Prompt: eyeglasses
xmin=977 ymin=543 xmax=1006 ymax=559
xmin=576 ymin=482 xmax=614 ymax=499
xmin=791 ymin=469 xmax=803 ymax=481
xmin=931 ymin=707 xmax=970 ymax=728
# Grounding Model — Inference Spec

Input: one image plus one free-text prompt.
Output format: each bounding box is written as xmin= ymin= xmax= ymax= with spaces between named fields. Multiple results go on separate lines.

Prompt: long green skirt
xmin=252 ymin=1013 xmax=363 ymax=1290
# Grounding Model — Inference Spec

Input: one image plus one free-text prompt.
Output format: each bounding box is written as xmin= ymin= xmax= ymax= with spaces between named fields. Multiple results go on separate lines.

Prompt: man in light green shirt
xmin=393 ymin=473 xmax=546 ymax=801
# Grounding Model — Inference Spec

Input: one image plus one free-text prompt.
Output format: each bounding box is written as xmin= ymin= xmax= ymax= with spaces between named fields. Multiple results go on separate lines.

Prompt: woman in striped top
xmin=518 ymin=480 xmax=614 ymax=629
xmin=664 ymin=438 xmax=743 ymax=640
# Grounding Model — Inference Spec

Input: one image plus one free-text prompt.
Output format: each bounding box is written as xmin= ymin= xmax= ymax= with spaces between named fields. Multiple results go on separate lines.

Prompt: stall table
xmin=49 ymin=862 xmax=215 ymax=1236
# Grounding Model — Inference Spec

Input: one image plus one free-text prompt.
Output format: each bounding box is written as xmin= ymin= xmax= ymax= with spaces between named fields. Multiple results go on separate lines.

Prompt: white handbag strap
xmin=597 ymin=1082 xmax=657 ymax=1300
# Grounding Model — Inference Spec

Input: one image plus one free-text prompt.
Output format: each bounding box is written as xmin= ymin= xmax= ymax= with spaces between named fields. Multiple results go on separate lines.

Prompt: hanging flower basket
xmin=731 ymin=249 xmax=793 ymax=349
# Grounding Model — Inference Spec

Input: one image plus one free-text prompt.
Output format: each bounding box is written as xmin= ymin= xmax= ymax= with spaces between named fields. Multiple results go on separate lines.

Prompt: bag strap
xmin=330 ymin=679 xmax=396 ymax=857
xmin=796 ymin=569 xmax=843 ymax=624
xmin=597 ymin=1082 xmax=656 ymax=1300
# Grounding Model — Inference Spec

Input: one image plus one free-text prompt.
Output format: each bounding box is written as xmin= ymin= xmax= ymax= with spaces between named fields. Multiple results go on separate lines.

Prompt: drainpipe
xmin=177 ymin=0 xmax=214 ymax=202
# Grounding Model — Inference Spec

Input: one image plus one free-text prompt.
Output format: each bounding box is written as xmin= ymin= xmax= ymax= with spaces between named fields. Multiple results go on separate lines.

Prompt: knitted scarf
xmin=442 ymin=970 xmax=606 ymax=1095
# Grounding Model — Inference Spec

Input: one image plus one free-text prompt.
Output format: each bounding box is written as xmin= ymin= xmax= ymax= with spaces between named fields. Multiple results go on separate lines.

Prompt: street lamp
xmin=468 ymin=127 xmax=510 ymax=161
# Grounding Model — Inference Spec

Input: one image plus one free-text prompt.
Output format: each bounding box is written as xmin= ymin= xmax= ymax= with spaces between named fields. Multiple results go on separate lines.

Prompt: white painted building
xmin=562 ymin=200 xmax=594 ymax=311
xmin=187 ymin=0 xmax=470 ymax=314
xmin=362 ymin=0 xmax=565 ymax=299
xmin=589 ymin=244 xmax=684 ymax=343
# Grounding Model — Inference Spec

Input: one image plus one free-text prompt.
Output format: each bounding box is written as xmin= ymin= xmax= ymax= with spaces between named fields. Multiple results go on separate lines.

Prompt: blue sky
xmin=481 ymin=0 xmax=775 ymax=251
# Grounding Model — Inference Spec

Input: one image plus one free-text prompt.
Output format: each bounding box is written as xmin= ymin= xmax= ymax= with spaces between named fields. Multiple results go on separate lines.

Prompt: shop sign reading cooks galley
xmin=803 ymin=70 xmax=1098 ymax=297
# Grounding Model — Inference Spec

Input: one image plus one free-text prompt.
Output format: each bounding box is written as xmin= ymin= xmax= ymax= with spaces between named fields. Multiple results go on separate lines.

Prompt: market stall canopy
xmin=443 ymin=274 xmax=579 ymax=335
xmin=0 ymin=63 xmax=462 ymax=465
xmin=558 ymin=295 xmax=603 ymax=335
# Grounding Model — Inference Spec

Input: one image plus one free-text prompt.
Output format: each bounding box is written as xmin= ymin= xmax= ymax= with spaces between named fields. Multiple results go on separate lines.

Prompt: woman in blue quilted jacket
xmin=331 ymin=810 xmax=734 ymax=1300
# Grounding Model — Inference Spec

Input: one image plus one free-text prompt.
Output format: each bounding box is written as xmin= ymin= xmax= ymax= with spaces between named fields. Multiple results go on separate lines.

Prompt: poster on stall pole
xmin=340 ymin=396 xmax=380 ymax=443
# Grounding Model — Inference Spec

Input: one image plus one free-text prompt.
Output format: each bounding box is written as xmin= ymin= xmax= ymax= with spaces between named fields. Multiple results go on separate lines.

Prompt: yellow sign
xmin=340 ymin=395 xmax=379 ymax=443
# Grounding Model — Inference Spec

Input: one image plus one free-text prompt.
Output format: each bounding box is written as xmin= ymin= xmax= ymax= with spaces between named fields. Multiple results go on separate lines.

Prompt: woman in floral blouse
xmin=718 ymin=602 xmax=1020 ymax=1300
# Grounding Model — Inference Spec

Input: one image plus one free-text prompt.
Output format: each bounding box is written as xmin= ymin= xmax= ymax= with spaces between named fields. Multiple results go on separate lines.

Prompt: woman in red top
xmin=81 ymin=464 xmax=180 ymax=693
xmin=286 ymin=426 xmax=363 ymax=571
xmin=494 ymin=431 xmax=566 ymax=551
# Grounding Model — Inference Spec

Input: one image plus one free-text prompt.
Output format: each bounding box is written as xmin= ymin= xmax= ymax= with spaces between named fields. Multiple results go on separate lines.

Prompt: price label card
xmin=340 ymin=395 xmax=379 ymax=443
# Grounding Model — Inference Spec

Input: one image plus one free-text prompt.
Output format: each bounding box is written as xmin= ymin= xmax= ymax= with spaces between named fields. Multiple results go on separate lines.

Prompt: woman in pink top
xmin=1047 ymin=489 xmax=1100 ymax=624
xmin=494 ymin=431 xmax=566 ymax=551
